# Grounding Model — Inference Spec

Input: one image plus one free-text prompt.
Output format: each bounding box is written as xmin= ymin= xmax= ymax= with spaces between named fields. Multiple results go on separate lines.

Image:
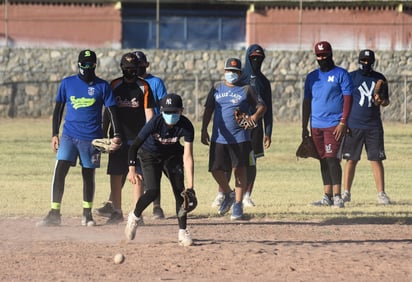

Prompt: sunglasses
xmin=78 ymin=62 xmax=96 ymax=69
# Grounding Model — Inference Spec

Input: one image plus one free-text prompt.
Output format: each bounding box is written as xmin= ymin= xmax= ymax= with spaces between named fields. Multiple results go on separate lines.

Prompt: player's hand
xmin=201 ymin=129 xmax=210 ymax=146
xmin=127 ymin=169 xmax=139 ymax=185
xmin=333 ymin=123 xmax=346 ymax=141
xmin=264 ymin=135 xmax=271 ymax=149
xmin=51 ymin=136 xmax=59 ymax=153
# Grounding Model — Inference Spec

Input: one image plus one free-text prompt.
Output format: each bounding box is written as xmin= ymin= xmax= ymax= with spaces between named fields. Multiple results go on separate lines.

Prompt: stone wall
xmin=1 ymin=48 xmax=412 ymax=122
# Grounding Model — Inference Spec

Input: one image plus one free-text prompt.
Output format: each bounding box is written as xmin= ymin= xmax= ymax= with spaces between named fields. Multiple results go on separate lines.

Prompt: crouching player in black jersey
xmin=124 ymin=93 xmax=195 ymax=246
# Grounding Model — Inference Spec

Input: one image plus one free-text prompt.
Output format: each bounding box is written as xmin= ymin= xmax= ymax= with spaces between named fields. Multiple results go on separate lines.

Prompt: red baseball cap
xmin=314 ymin=41 xmax=332 ymax=56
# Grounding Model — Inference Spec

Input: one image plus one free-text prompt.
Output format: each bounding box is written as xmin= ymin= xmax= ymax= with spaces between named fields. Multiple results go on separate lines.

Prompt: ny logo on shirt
xmin=358 ymin=81 xmax=375 ymax=107
xmin=328 ymin=76 xmax=334 ymax=82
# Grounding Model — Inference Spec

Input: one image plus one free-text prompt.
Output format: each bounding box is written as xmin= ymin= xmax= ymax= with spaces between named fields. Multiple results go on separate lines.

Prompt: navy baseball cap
xmin=224 ymin=58 xmax=241 ymax=71
xmin=134 ymin=51 xmax=148 ymax=64
xmin=359 ymin=49 xmax=375 ymax=64
xmin=314 ymin=41 xmax=332 ymax=56
xmin=160 ymin=93 xmax=183 ymax=112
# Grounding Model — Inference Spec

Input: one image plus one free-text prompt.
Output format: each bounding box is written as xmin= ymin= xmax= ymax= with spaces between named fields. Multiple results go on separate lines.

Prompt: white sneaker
xmin=377 ymin=192 xmax=391 ymax=205
xmin=211 ymin=193 xmax=224 ymax=207
xmin=81 ymin=211 xmax=96 ymax=227
xmin=342 ymin=191 xmax=351 ymax=203
xmin=333 ymin=195 xmax=345 ymax=208
xmin=125 ymin=212 xmax=143 ymax=241
xmin=178 ymin=229 xmax=193 ymax=246
xmin=242 ymin=195 xmax=255 ymax=207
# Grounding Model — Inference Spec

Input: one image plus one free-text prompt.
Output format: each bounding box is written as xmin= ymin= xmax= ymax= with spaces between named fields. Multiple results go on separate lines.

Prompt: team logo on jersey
xmin=88 ymin=87 xmax=95 ymax=96
xmin=116 ymin=97 xmax=140 ymax=108
xmin=215 ymin=90 xmax=242 ymax=104
xmin=358 ymin=81 xmax=375 ymax=107
xmin=328 ymin=76 xmax=335 ymax=82
xmin=153 ymin=133 xmax=178 ymax=144
xmin=70 ymin=96 xmax=96 ymax=109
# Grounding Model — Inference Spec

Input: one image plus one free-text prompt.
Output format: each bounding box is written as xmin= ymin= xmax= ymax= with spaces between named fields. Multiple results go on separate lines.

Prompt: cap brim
xmin=315 ymin=52 xmax=331 ymax=56
xmin=161 ymin=107 xmax=181 ymax=112
xmin=224 ymin=67 xmax=241 ymax=71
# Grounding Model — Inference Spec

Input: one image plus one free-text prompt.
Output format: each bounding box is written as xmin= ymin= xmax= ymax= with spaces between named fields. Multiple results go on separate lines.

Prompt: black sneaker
xmin=152 ymin=206 xmax=165 ymax=219
xmin=82 ymin=211 xmax=96 ymax=227
xmin=106 ymin=211 xmax=124 ymax=225
xmin=94 ymin=202 xmax=114 ymax=217
xmin=36 ymin=210 xmax=61 ymax=227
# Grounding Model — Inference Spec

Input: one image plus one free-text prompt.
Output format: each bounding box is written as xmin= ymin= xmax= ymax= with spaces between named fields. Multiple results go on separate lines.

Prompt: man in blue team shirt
xmin=302 ymin=41 xmax=353 ymax=208
xmin=201 ymin=58 xmax=266 ymax=220
xmin=37 ymin=49 xmax=121 ymax=227
xmin=340 ymin=49 xmax=391 ymax=205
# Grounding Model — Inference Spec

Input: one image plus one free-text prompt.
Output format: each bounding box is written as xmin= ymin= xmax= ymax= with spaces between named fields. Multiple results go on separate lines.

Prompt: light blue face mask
xmin=162 ymin=112 xmax=181 ymax=125
xmin=225 ymin=72 xmax=239 ymax=84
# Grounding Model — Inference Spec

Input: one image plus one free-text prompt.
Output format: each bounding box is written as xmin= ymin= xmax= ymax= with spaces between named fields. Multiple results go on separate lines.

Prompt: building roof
xmin=7 ymin=0 xmax=412 ymax=5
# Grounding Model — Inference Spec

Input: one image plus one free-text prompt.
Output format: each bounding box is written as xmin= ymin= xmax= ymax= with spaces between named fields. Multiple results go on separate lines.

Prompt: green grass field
xmin=1 ymin=118 xmax=411 ymax=221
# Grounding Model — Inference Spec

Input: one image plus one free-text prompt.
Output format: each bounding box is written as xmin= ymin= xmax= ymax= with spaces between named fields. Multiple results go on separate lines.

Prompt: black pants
xmin=133 ymin=148 xmax=187 ymax=229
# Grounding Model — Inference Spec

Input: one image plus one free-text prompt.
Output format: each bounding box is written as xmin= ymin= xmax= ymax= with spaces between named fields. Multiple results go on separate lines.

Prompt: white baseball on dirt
xmin=114 ymin=253 xmax=125 ymax=264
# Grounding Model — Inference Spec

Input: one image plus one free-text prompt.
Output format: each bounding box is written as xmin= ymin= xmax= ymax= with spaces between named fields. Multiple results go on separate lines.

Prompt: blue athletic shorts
xmin=56 ymin=134 xmax=101 ymax=168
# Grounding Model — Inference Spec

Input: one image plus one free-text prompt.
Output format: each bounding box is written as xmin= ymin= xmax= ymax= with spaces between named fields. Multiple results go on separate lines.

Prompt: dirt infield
xmin=1 ymin=216 xmax=411 ymax=281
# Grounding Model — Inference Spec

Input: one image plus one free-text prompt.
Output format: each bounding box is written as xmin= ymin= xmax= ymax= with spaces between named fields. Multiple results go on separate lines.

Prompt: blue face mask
xmin=162 ymin=112 xmax=181 ymax=125
xmin=225 ymin=72 xmax=239 ymax=84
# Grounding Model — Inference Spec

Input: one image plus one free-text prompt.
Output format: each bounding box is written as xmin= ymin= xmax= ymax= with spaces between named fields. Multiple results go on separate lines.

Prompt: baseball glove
xmin=234 ymin=108 xmax=257 ymax=130
xmin=92 ymin=138 xmax=122 ymax=153
xmin=296 ymin=136 xmax=320 ymax=160
xmin=373 ymin=79 xmax=389 ymax=106
xmin=178 ymin=189 xmax=197 ymax=218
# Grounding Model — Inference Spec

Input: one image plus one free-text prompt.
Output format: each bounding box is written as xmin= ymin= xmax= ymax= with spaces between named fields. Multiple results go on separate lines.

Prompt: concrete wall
xmin=1 ymin=48 xmax=412 ymax=123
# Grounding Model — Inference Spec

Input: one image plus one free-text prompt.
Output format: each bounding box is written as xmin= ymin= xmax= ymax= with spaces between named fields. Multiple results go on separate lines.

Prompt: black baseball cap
xmin=120 ymin=52 xmax=138 ymax=69
xmin=160 ymin=93 xmax=183 ymax=112
xmin=358 ymin=49 xmax=375 ymax=64
xmin=224 ymin=58 xmax=242 ymax=71
xmin=78 ymin=49 xmax=97 ymax=64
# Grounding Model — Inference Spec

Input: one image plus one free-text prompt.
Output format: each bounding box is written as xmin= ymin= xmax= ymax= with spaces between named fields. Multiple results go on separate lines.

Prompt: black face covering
xmin=137 ymin=66 xmax=146 ymax=77
xmin=359 ymin=62 xmax=374 ymax=76
xmin=78 ymin=68 xmax=96 ymax=84
xmin=250 ymin=56 xmax=264 ymax=73
xmin=317 ymin=56 xmax=335 ymax=72
xmin=123 ymin=68 xmax=138 ymax=80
